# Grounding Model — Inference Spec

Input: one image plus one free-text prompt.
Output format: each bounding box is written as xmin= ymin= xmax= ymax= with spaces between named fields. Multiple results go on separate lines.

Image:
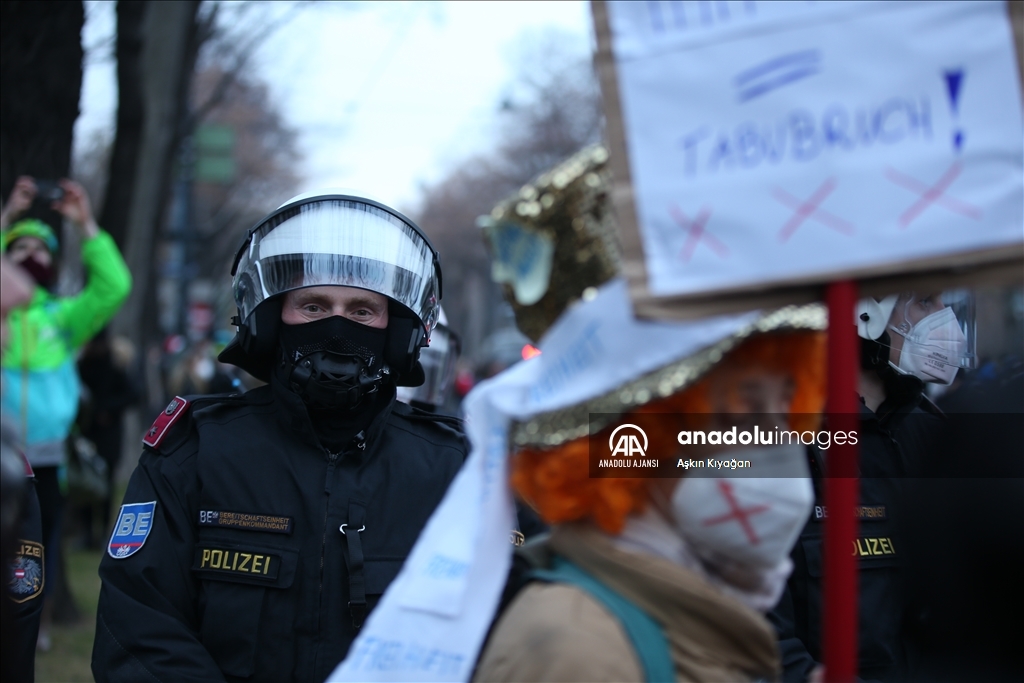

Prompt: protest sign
xmin=594 ymin=0 xmax=1024 ymax=319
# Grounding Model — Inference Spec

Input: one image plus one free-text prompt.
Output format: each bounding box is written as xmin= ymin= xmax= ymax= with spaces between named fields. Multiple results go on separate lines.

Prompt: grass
xmin=35 ymin=482 xmax=126 ymax=683
xmin=34 ymin=547 xmax=102 ymax=683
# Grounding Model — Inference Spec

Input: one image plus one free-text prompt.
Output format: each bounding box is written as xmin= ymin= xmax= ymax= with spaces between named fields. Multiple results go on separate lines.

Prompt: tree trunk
xmin=98 ymin=0 xmax=146 ymax=251
xmin=111 ymin=1 xmax=201 ymax=366
xmin=0 ymin=0 xmax=84 ymax=235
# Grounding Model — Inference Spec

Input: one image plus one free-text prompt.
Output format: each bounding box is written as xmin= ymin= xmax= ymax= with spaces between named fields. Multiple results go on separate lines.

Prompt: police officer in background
xmin=92 ymin=192 xmax=468 ymax=682
xmin=395 ymin=307 xmax=460 ymax=415
xmin=770 ymin=291 xmax=970 ymax=682
xmin=2 ymin=255 xmax=43 ymax=683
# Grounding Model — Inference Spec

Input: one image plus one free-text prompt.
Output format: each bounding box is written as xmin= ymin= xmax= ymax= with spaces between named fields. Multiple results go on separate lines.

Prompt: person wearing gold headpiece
xmin=469 ymin=147 xmax=827 ymax=682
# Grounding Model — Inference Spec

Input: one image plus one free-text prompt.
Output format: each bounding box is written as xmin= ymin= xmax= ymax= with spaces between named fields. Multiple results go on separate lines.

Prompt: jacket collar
xmin=269 ymin=366 xmax=396 ymax=456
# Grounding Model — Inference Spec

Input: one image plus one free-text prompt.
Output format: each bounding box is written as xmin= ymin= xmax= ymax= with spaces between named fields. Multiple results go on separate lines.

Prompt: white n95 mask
xmin=671 ymin=443 xmax=813 ymax=570
xmin=889 ymin=307 xmax=967 ymax=385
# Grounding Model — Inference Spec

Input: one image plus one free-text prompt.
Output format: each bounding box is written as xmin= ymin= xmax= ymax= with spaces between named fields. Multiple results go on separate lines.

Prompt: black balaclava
xmin=275 ymin=315 xmax=391 ymax=451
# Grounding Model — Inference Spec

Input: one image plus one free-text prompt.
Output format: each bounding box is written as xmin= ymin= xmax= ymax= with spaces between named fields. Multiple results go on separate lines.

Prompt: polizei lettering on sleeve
xmin=852 ymin=537 xmax=896 ymax=558
xmin=192 ymin=545 xmax=281 ymax=584
xmin=198 ymin=510 xmax=294 ymax=535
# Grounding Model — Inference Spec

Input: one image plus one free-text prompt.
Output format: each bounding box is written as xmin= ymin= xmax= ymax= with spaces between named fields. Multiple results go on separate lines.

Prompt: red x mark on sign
xmin=773 ymin=177 xmax=854 ymax=243
xmin=669 ymin=204 xmax=729 ymax=263
xmin=701 ymin=481 xmax=771 ymax=545
xmin=885 ymin=162 xmax=982 ymax=228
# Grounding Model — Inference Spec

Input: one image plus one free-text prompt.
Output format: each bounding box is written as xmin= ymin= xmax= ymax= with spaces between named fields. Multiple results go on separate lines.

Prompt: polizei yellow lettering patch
xmin=198 ymin=510 xmax=293 ymax=534
xmin=193 ymin=546 xmax=281 ymax=584
xmin=851 ymin=537 xmax=896 ymax=557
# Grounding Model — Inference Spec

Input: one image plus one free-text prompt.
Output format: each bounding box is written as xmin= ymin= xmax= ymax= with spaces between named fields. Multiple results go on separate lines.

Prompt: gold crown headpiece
xmin=478 ymin=145 xmax=622 ymax=342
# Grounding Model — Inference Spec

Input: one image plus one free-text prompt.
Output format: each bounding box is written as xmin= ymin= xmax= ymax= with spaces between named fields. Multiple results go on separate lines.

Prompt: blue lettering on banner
xmin=528 ymin=321 xmax=604 ymax=404
xmin=481 ymin=425 xmax=505 ymax=503
xmin=349 ymin=636 xmax=467 ymax=676
xmin=679 ymin=96 xmax=933 ymax=178
xmin=735 ymin=50 xmax=821 ymax=102
xmin=424 ymin=554 xmax=470 ymax=581
xmin=647 ymin=0 xmax=758 ymax=34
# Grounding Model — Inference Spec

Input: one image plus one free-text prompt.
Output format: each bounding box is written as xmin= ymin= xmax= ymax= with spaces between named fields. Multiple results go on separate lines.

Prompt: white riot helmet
xmin=856 ymin=295 xmax=900 ymax=341
xmin=855 ymin=291 xmax=975 ymax=385
xmin=219 ymin=191 xmax=441 ymax=389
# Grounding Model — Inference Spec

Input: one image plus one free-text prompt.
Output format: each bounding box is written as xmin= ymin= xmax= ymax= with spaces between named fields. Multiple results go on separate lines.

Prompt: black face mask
xmin=278 ymin=315 xmax=388 ymax=411
xmin=15 ymin=253 xmax=55 ymax=288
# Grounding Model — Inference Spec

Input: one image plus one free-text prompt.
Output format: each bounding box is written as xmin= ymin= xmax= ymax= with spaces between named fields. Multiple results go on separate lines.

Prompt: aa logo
xmin=609 ymin=424 xmax=648 ymax=458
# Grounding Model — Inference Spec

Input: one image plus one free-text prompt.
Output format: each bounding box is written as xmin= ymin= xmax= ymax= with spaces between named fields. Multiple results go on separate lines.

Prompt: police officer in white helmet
xmin=770 ymin=290 xmax=973 ymax=682
xmin=93 ymin=192 xmax=468 ymax=682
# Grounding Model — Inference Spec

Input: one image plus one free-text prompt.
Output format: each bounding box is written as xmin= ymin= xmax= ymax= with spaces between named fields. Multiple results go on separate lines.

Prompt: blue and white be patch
xmin=108 ymin=502 xmax=157 ymax=559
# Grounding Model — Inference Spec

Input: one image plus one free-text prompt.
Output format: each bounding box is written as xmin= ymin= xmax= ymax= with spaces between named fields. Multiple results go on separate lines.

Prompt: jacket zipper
xmin=313 ymin=449 xmax=339 ymax=676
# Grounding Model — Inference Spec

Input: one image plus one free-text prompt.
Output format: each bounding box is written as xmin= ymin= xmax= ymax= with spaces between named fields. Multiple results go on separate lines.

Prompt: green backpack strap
xmin=530 ymin=556 xmax=675 ymax=683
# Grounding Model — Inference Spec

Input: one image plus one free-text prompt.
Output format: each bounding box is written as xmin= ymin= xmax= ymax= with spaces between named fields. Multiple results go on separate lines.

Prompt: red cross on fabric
xmin=701 ymin=481 xmax=771 ymax=545
xmin=884 ymin=162 xmax=982 ymax=228
xmin=773 ymin=177 xmax=853 ymax=242
xmin=669 ymin=204 xmax=728 ymax=262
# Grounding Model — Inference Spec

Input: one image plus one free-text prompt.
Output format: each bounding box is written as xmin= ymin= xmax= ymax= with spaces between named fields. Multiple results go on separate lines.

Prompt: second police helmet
xmin=855 ymin=291 xmax=974 ymax=385
xmin=219 ymin=191 xmax=442 ymax=389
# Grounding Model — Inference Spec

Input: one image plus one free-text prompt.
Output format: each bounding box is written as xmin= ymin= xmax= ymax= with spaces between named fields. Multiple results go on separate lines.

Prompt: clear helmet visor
xmin=887 ymin=289 xmax=977 ymax=383
xmin=396 ymin=323 xmax=460 ymax=407
xmin=233 ymin=197 xmax=440 ymax=333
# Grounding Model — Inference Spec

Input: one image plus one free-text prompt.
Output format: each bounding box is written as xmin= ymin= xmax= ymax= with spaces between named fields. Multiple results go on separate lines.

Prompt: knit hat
xmin=2 ymin=219 xmax=59 ymax=254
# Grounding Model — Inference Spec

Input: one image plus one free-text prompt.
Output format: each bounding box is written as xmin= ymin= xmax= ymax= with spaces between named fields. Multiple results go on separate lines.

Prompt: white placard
xmin=606 ymin=0 xmax=1023 ymax=298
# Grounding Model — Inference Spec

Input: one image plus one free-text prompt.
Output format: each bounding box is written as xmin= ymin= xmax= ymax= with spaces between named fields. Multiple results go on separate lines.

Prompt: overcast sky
xmin=76 ymin=1 xmax=593 ymax=211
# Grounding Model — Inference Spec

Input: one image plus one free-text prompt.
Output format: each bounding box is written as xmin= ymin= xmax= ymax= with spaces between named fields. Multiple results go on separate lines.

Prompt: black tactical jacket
xmin=2 ymin=441 xmax=43 ymax=683
xmin=92 ymin=382 xmax=466 ymax=683
xmin=769 ymin=393 xmax=940 ymax=683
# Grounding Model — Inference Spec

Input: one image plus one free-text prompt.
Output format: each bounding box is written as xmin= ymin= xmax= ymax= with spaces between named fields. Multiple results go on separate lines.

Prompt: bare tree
xmin=189 ymin=65 xmax=303 ymax=311
xmin=111 ymin=1 xmax=206 ymax=361
xmin=102 ymin=2 xmax=310 ymax=366
xmin=414 ymin=32 xmax=602 ymax=363
xmin=98 ymin=0 xmax=147 ymax=252
xmin=0 ymin=1 xmax=85 ymax=233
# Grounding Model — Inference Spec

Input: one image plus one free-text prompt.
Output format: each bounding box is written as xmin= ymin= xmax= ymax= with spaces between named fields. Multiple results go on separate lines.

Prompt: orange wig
xmin=511 ymin=330 xmax=826 ymax=534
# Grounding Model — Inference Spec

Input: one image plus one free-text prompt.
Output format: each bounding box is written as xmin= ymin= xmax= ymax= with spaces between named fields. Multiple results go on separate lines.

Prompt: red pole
xmin=823 ymin=280 xmax=860 ymax=683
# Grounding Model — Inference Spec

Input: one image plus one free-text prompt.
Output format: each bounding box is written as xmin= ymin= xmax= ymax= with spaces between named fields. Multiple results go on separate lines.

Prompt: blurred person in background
xmin=166 ymin=337 xmax=239 ymax=398
xmin=770 ymin=291 xmax=970 ymax=682
xmin=395 ymin=307 xmax=460 ymax=415
xmin=475 ymin=326 xmax=532 ymax=383
xmin=92 ymin=191 xmax=466 ymax=682
xmin=0 ymin=176 xmax=132 ymax=650
xmin=1 ymin=254 xmax=44 ymax=682
xmin=395 ymin=309 xmax=545 ymax=543
xmin=75 ymin=328 xmax=139 ymax=549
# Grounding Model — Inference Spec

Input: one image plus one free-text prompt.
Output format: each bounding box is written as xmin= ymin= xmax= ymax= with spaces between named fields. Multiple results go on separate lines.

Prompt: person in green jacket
xmin=0 ymin=176 xmax=131 ymax=650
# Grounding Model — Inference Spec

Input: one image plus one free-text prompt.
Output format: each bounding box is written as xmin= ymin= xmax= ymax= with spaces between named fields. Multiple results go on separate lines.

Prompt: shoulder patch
xmin=8 ymin=540 xmax=44 ymax=603
xmin=143 ymin=396 xmax=191 ymax=449
xmin=108 ymin=501 xmax=157 ymax=559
